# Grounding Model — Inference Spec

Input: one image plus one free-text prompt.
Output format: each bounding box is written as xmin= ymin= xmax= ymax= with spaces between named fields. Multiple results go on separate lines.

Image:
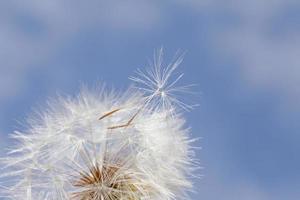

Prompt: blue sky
xmin=0 ymin=1 xmax=300 ymax=199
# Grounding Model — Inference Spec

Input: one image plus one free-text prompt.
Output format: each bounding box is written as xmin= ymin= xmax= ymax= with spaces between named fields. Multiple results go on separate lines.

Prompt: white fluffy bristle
xmin=0 ymin=50 xmax=197 ymax=200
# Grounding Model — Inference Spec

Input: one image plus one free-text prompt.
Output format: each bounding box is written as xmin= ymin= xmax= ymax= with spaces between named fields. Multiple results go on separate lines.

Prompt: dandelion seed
xmin=130 ymin=48 xmax=196 ymax=112
xmin=99 ymin=108 xmax=122 ymax=120
xmin=0 ymin=50 xmax=198 ymax=200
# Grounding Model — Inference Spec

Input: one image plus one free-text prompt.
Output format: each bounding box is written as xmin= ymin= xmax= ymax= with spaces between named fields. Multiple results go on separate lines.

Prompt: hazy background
xmin=0 ymin=1 xmax=300 ymax=199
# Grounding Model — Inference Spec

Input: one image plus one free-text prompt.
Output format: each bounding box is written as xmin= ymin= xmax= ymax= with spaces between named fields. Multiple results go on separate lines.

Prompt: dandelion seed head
xmin=0 ymin=51 xmax=198 ymax=200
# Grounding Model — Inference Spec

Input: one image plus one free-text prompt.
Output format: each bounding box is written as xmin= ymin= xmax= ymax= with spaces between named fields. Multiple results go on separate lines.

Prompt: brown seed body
xmin=72 ymin=163 xmax=143 ymax=200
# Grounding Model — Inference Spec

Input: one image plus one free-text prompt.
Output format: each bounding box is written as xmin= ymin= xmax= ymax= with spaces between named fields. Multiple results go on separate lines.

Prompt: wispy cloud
xmin=194 ymin=0 xmax=300 ymax=109
xmin=0 ymin=1 xmax=162 ymax=102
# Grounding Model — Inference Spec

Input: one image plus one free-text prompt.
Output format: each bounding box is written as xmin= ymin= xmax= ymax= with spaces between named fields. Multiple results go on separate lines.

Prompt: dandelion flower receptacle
xmin=0 ymin=49 xmax=198 ymax=200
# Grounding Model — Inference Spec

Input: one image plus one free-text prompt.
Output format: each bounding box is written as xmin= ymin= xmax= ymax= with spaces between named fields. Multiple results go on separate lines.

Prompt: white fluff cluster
xmin=0 ymin=50 xmax=197 ymax=200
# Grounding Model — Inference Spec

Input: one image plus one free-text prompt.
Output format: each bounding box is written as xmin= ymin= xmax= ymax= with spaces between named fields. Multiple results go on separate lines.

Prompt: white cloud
xmin=2 ymin=0 xmax=299 ymax=105
xmin=0 ymin=1 xmax=162 ymax=103
xmin=187 ymin=0 xmax=300 ymax=110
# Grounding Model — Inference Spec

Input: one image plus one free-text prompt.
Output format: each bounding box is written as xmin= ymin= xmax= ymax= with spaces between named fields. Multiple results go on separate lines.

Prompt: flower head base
xmin=72 ymin=162 xmax=146 ymax=200
xmin=0 ymin=50 xmax=198 ymax=200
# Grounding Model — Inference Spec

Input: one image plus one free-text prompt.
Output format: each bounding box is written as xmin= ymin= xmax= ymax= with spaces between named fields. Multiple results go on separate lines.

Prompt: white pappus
xmin=0 ymin=49 xmax=198 ymax=200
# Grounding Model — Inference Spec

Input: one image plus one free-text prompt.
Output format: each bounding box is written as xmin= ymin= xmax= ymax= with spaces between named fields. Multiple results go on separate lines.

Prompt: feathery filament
xmin=0 ymin=49 xmax=197 ymax=200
